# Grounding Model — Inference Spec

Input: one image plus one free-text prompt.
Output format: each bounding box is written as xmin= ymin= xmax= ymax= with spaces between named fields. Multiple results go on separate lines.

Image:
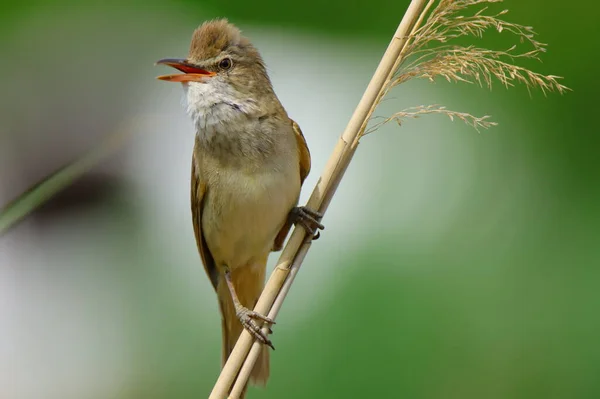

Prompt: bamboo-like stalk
xmin=208 ymin=1 xmax=429 ymax=397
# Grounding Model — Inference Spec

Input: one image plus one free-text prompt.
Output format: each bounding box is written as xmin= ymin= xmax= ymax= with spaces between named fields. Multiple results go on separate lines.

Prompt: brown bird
xmin=156 ymin=19 xmax=323 ymax=393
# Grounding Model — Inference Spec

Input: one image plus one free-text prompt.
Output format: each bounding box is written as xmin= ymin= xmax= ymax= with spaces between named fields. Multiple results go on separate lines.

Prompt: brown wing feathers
xmin=191 ymin=157 xmax=219 ymax=290
xmin=272 ymin=119 xmax=311 ymax=251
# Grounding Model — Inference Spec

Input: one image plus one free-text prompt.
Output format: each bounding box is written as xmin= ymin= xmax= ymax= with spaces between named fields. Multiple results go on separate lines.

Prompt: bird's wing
xmin=293 ymin=119 xmax=311 ymax=184
xmin=191 ymin=153 xmax=219 ymax=291
xmin=272 ymin=119 xmax=312 ymax=251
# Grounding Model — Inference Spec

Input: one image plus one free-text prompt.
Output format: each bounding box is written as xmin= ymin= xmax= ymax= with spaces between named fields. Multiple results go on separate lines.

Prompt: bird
xmin=156 ymin=19 xmax=323 ymax=394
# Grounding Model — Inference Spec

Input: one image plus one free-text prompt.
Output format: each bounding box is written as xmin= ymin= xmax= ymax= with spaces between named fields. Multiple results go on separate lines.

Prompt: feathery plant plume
xmin=364 ymin=0 xmax=570 ymax=136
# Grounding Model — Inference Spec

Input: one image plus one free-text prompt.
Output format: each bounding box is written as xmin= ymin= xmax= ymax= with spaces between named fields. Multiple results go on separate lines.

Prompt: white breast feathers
xmin=182 ymin=79 xmax=260 ymax=134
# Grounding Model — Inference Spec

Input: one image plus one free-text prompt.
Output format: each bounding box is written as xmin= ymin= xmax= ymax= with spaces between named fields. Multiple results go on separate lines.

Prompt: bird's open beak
xmin=155 ymin=58 xmax=216 ymax=82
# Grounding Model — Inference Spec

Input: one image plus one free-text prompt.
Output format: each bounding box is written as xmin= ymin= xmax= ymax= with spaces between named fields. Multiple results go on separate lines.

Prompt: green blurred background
xmin=1 ymin=1 xmax=598 ymax=398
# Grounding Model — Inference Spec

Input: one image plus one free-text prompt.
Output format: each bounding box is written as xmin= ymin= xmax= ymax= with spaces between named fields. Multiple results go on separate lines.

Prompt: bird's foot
xmin=236 ymin=306 xmax=276 ymax=350
xmin=290 ymin=206 xmax=324 ymax=240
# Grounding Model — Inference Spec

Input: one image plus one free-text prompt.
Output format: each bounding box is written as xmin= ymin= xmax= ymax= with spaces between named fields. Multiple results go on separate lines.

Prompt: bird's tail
xmin=217 ymin=259 xmax=269 ymax=397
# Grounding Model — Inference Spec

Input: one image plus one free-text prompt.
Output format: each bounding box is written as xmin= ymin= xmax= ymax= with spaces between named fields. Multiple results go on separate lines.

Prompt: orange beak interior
xmin=155 ymin=58 xmax=216 ymax=82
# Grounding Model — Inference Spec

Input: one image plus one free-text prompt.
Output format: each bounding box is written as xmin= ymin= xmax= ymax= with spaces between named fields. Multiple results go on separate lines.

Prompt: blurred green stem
xmin=0 ymin=122 xmax=135 ymax=235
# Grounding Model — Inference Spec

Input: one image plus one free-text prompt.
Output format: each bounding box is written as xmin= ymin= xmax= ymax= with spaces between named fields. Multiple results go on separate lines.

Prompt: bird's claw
xmin=290 ymin=206 xmax=324 ymax=240
xmin=236 ymin=307 xmax=275 ymax=350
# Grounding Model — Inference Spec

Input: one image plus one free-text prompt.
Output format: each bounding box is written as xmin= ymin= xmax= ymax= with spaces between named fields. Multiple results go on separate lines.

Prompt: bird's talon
xmin=291 ymin=206 xmax=325 ymax=238
xmin=236 ymin=306 xmax=275 ymax=349
xmin=248 ymin=310 xmax=275 ymax=325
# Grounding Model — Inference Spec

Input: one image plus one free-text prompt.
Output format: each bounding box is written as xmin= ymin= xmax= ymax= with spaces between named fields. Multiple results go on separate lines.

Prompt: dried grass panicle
xmin=395 ymin=45 xmax=569 ymax=94
xmin=368 ymin=0 xmax=570 ymax=135
xmin=371 ymin=104 xmax=497 ymax=134
xmin=407 ymin=1 xmax=546 ymax=54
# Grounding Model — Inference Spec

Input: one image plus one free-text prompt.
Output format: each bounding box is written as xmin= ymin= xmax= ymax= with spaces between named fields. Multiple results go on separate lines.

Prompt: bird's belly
xmin=202 ymin=167 xmax=300 ymax=269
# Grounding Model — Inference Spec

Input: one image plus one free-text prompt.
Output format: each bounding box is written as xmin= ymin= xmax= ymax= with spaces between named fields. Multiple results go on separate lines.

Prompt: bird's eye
xmin=219 ymin=58 xmax=232 ymax=70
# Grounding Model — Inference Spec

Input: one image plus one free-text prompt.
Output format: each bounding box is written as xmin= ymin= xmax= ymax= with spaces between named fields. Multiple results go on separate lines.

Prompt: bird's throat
xmin=183 ymin=80 xmax=247 ymax=131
